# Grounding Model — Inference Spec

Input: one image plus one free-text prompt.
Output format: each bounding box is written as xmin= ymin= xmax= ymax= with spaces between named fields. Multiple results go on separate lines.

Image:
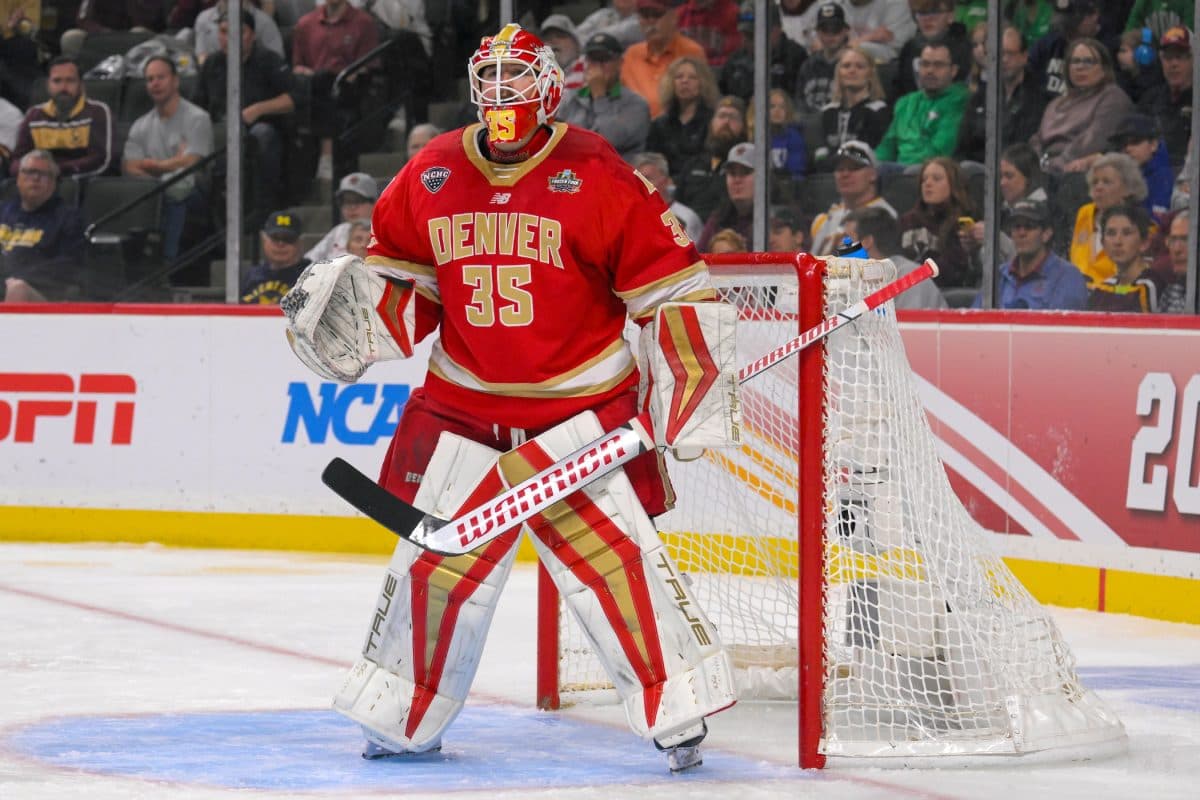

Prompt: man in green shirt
xmin=875 ymin=41 xmax=969 ymax=169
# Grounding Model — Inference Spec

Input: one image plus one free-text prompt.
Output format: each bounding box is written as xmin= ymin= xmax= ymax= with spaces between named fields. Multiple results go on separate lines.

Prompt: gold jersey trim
xmin=461 ymin=122 xmax=569 ymax=186
xmin=614 ymin=260 xmax=710 ymax=301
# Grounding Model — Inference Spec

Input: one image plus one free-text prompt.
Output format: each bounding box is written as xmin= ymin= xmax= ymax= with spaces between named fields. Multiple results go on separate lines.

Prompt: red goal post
xmin=535 ymin=252 xmax=1126 ymax=769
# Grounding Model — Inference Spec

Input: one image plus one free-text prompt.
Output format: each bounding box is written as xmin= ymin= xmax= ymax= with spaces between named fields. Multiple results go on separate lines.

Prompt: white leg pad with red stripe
xmin=523 ymin=412 xmax=737 ymax=744
xmin=332 ymin=434 xmax=519 ymax=753
xmin=639 ymin=301 xmax=741 ymax=451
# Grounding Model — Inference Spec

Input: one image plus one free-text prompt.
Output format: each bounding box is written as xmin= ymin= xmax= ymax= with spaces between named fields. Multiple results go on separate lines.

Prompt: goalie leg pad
xmin=639 ymin=301 xmax=741 ymax=451
xmin=508 ymin=412 xmax=737 ymax=743
xmin=333 ymin=434 xmax=520 ymax=751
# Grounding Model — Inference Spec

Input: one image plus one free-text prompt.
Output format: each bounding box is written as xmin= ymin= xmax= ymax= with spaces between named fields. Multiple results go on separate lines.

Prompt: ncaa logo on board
xmin=421 ymin=167 xmax=451 ymax=193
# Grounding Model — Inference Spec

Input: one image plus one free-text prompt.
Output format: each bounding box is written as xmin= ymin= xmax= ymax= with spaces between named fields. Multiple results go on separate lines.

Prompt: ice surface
xmin=0 ymin=543 xmax=1197 ymax=799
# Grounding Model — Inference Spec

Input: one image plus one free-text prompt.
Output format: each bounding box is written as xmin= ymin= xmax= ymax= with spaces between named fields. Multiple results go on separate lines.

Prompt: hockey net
xmin=536 ymin=253 xmax=1125 ymax=767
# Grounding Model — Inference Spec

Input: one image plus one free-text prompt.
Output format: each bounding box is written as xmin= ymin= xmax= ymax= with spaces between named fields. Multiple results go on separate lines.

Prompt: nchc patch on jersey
xmin=365 ymin=123 xmax=714 ymax=429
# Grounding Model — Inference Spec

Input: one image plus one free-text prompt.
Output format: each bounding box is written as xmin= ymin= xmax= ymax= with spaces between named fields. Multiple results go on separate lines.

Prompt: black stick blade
xmin=321 ymin=458 xmax=427 ymax=539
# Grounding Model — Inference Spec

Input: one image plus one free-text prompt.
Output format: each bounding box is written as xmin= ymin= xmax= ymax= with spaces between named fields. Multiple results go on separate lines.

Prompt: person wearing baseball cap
xmin=1138 ymin=26 xmax=1194 ymax=170
xmin=794 ymin=3 xmax=852 ymax=114
xmin=1109 ymin=112 xmax=1173 ymax=215
xmin=974 ymin=198 xmax=1088 ymax=310
xmin=558 ymin=32 xmax=651 ymax=160
xmin=304 ymin=172 xmax=381 ymax=263
xmin=810 ymin=140 xmax=897 ymax=255
xmin=697 ymin=141 xmax=755 ymax=251
xmin=768 ymin=204 xmax=806 ymax=253
xmin=241 ymin=211 xmax=311 ymax=304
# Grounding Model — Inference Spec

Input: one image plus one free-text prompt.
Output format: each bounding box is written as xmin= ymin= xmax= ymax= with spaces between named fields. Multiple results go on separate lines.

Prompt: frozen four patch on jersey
xmin=421 ymin=167 xmax=451 ymax=193
xmin=547 ymin=169 xmax=582 ymax=194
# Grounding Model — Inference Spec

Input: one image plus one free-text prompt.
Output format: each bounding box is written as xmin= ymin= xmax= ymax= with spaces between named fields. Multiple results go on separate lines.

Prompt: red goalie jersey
xmin=366 ymin=122 xmax=714 ymax=430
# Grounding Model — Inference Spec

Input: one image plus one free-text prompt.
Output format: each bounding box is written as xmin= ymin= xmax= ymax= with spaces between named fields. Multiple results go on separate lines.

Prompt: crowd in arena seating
xmin=0 ymin=0 xmax=1194 ymax=313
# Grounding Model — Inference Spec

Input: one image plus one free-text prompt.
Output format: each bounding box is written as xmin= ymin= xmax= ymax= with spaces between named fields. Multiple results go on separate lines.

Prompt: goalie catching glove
xmin=640 ymin=302 xmax=741 ymax=454
xmin=281 ymin=254 xmax=415 ymax=383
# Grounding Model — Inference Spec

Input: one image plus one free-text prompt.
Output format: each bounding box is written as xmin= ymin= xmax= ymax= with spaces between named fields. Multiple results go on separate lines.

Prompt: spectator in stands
xmin=795 ymin=3 xmax=851 ymax=116
xmin=121 ymin=55 xmax=213 ymax=263
xmin=1008 ymin=0 xmax=1058 ymax=44
xmin=577 ymin=0 xmax=645 ymax=49
xmin=304 ymin=172 xmax=378 ymax=263
xmin=970 ymin=199 xmax=1088 ymax=310
xmin=194 ymin=1 xmax=285 ymax=64
xmin=1027 ymin=0 xmax=1101 ymax=100
xmin=1137 ymin=26 xmax=1193 ymax=171
xmin=646 ymin=55 xmax=718 ymax=177
xmin=1109 ymin=112 xmax=1173 ymax=217
xmin=540 ymin=14 xmax=586 ymax=104
xmin=841 ymin=0 xmax=915 ymax=65
xmin=707 ymin=226 xmax=747 ymax=253
xmin=844 ymin=205 xmax=949 ymax=309
xmin=0 ymin=150 xmax=86 ymax=302
xmin=1114 ymin=27 xmax=1165 ymax=103
xmin=810 ymin=140 xmax=896 ymax=255
xmin=406 ymin=122 xmax=441 ymax=160
xmin=875 ymin=42 xmax=969 ymax=169
xmin=622 ymin=0 xmax=706 ymax=118
xmin=1086 ymin=203 xmax=1165 ymax=312
xmin=1158 ymin=210 xmax=1189 ymax=312
xmin=1030 ymin=37 xmax=1133 ymax=175
xmin=560 ymin=33 xmax=650 ymax=161
xmin=240 ymin=210 xmax=311 ymax=304
xmin=674 ymin=94 xmax=747 ymax=220
xmin=292 ymin=0 xmax=380 ymax=182
xmin=1070 ymin=152 xmax=1149 ymax=285
xmin=1125 ymin=0 xmax=1193 ymax=37
xmin=893 ymin=0 xmax=972 ymax=99
xmin=61 ymin=0 xmax=168 ymax=58
xmin=812 ymin=45 xmax=891 ymax=171
xmin=676 ymin=0 xmax=742 ymax=67
xmin=9 ymin=57 xmax=115 ymax=179
xmin=758 ymin=88 xmax=807 ymax=181
xmin=956 ymin=26 xmax=1046 ymax=165
xmin=718 ymin=1 xmax=805 ymax=102
xmin=196 ymin=11 xmax=295 ymax=217
xmin=345 ymin=217 xmax=371 ymax=259
xmin=962 ymin=141 xmax=1047 ymax=265
xmin=777 ymin=0 xmax=824 ymax=49
xmin=768 ymin=203 xmax=806 ymax=252
xmin=0 ymin=5 xmax=42 ymax=110
xmin=697 ymin=141 xmax=755 ymax=250
xmin=0 ymin=95 xmax=21 ymax=174
xmin=629 ymin=151 xmax=701 ymax=244
xmin=898 ymin=155 xmax=977 ymax=287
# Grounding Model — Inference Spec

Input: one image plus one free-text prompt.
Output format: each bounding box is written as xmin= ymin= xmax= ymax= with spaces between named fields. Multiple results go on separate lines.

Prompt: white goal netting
xmin=550 ymin=256 xmax=1126 ymax=764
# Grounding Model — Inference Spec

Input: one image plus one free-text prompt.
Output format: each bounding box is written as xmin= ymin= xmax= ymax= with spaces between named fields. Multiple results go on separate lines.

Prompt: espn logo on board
xmin=0 ymin=373 xmax=136 ymax=445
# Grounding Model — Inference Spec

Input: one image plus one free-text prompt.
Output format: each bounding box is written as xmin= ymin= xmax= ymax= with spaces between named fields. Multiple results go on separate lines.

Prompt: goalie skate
xmin=656 ymin=721 xmax=706 ymax=773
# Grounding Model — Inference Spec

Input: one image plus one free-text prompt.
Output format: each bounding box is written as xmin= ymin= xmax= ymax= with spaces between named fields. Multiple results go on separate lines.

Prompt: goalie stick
xmin=322 ymin=258 xmax=939 ymax=556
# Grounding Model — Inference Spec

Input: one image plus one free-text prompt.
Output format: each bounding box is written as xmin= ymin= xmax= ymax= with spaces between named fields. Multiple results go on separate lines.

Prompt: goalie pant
xmin=332 ymin=408 xmax=737 ymax=752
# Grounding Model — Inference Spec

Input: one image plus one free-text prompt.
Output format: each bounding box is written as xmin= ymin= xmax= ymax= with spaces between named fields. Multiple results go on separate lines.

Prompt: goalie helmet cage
xmin=534 ymin=252 xmax=1126 ymax=768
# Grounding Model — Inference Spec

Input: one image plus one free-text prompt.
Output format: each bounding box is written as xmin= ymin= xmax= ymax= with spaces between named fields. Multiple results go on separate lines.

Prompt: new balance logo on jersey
xmin=489 ymin=192 xmax=512 ymax=204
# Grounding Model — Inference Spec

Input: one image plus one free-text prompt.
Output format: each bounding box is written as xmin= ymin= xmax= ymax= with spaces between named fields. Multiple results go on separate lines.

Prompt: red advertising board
xmin=902 ymin=311 xmax=1200 ymax=556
